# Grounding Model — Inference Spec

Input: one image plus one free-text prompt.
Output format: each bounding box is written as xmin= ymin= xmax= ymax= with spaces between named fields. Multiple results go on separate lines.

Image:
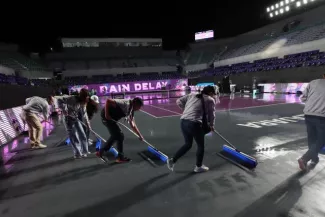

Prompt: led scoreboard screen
xmin=195 ymin=30 xmax=214 ymax=41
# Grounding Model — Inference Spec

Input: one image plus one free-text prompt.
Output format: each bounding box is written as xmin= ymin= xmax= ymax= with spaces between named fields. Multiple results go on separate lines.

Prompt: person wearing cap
xmin=167 ymin=85 xmax=216 ymax=173
xmin=298 ymin=74 xmax=325 ymax=170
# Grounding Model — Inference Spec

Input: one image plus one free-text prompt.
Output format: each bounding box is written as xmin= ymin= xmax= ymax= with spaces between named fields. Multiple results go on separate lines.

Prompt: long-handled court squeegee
xmin=214 ymin=130 xmax=258 ymax=169
xmin=55 ymin=114 xmax=119 ymax=157
xmin=113 ymin=120 xmax=169 ymax=163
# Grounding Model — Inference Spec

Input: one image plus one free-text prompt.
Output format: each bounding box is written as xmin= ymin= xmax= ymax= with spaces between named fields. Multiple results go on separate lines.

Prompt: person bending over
xmin=22 ymin=95 xmax=54 ymax=149
xmin=167 ymin=85 xmax=216 ymax=173
xmin=97 ymin=97 xmax=144 ymax=163
xmin=56 ymin=89 xmax=92 ymax=159
xmin=298 ymin=74 xmax=325 ymax=170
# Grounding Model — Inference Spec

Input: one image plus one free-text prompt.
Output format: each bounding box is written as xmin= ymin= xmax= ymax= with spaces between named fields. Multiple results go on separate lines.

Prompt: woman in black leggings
xmin=167 ymin=86 xmax=216 ymax=173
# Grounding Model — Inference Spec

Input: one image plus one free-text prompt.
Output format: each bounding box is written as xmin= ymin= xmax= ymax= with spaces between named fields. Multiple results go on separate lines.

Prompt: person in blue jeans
xmin=298 ymin=74 xmax=325 ymax=170
xmin=167 ymin=86 xmax=216 ymax=173
xmin=56 ymin=89 xmax=92 ymax=159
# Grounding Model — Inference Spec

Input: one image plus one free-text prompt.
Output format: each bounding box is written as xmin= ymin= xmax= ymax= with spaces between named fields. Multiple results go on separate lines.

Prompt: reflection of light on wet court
xmin=254 ymin=134 xmax=307 ymax=160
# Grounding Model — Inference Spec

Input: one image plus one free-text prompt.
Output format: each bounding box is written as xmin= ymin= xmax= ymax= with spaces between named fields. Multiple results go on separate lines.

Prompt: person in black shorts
xmin=96 ymin=97 xmax=144 ymax=163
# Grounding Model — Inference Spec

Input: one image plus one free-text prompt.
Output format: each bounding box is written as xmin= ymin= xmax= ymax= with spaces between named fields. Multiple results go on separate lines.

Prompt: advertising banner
xmin=258 ymin=83 xmax=309 ymax=93
xmin=68 ymin=79 xmax=188 ymax=96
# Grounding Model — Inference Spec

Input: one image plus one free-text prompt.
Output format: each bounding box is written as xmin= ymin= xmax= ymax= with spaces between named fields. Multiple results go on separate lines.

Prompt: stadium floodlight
xmin=285 ymin=6 xmax=290 ymax=11
xmin=280 ymin=1 xmax=284 ymax=6
xmin=291 ymin=0 xmax=295 ymax=2
xmin=271 ymin=5 xmax=275 ymax=10
xmin=280 ymin=8 xmax=284 ymax=13
xmin=276 ymin=3 xmax=279 ymax=8
xmin=303 ymin=0 xmax=308 ymax=4
xmin=270 ymin=13 xmax=273 ymax=17
xmin=267 ymin=7 xmax=270 ymax=12
xmin=296 ymin=1 xmax=301 ymax=6
xmin=275 ymin=10 xmax=279 ymax=15
xmin=285 ymin=0 xmax=290 ymax=3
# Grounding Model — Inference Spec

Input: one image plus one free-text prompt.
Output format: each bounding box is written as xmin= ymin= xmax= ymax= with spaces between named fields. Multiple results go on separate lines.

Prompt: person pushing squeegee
xmin=96 ymin=97 xmax=145 ymax=163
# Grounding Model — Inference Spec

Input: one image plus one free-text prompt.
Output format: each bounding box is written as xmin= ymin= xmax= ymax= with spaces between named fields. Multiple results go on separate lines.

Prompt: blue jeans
xmin=301 ymin=115 xmax=325 ymax=163
xmin=172 ymin=119 xmax=205 ymax=167
xmin=67 ymin=121 xmax=89 ymax=156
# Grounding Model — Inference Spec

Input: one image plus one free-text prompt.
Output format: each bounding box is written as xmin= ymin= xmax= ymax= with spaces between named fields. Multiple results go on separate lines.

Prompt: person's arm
xmin=105 ymin=98 xmax=116 ymax=120
xmin=300 ymin=83 xmax=310 ymax=103
xmin=176 ymin=94 xmax=189 ymax=110
xmin=129 ymin=116 xmax=144 ymax=140
xmin=54 ymin=95 xmax=71 ymax=113
xmin=207 ymin=98 xmax=216 ymax=131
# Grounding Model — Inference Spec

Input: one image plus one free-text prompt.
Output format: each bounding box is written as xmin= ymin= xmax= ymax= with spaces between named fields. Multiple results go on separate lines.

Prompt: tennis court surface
xmin=1 ymin=92 xmax=325 ymax=217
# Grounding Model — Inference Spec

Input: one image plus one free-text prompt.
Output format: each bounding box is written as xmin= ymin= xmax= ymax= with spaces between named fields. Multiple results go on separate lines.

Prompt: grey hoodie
xmin=177 ymin=93 xmax=216 ymax=127
xmin=23 ymin=96 xmax=50 ymax=120
xmin=301 ymin=79 xmax=325 ymax=118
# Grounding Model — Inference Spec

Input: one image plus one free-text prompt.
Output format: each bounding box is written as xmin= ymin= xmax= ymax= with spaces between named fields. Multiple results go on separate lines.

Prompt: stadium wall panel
xmin=63 ymin=66 xmax=176 ymax=77
xmin=185 ymin=63 xmax=209 ymax=72
xmin=0 ymin=84 xmax=53 ymax=110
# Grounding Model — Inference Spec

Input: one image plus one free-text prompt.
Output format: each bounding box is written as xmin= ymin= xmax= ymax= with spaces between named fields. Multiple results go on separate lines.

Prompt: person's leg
xmin=115 ymin=124 xmax=125 ymax=157
xmin=193 ymin=124 xmax=205 ymax=168
xmin=98 ymin=120 xmax=118 ymax=156
xmin=172 ymin=120 xmax=194 ymax=163
xmin=75 ymin=121 xmax=89 ymax=155
xmin=299 ymin=116 xmax=318 ymax=170
xmin=313 ymin=117 xmax=325 ymax=163
xmin=28 ymin=113 xmax=46 ymax=148
xmin=32 ymin=114 xmax=44 ymax=146
xmin=25 ymin=114 xmax=36 ymax=147
xmin=68 ymin=122 xmax=83 ymax=158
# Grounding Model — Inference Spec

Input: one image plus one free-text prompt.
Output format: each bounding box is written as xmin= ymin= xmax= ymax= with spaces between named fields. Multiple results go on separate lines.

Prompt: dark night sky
xmin=0 ymin=0 xmax=275 ymax=53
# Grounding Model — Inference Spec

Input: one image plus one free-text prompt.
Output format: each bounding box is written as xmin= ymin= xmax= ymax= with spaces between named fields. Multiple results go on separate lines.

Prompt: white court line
xmin=155 ymin=102 xmax=293 ymax=119
xmin=155 ymin=114 xmax=181 ymax=119
xmin=145 ymin=104 xmax=182 ymax=115
xmin=217 ymin=102 xmax=293 ymax=112
xmin=140 ymin=110 xmax=158 ymax=118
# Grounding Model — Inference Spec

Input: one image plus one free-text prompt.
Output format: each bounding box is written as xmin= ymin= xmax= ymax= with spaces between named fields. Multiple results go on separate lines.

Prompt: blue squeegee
xmin=115 ymin=120 xmax=169 ymax=163
xmin=214 ymin=130 xmax=258 ymax=169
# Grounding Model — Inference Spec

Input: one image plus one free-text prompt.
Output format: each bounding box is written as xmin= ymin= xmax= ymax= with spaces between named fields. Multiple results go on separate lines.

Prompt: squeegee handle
xmin=112 ymin=120 xmax=155 ymax=147
xmin=213 ymin=130 xmax=237 ymax=150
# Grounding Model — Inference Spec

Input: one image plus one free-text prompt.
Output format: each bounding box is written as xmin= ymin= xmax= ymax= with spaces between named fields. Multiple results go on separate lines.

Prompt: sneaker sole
xmin=115 ymin=160 xmax=132 ymax=163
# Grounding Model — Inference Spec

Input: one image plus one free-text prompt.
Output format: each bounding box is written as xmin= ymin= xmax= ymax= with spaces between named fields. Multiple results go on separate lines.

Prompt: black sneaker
xmin=298 ymin=158 xmax=307 ymax=171
xmin=116 ymin=156 xmax=132 ymax=163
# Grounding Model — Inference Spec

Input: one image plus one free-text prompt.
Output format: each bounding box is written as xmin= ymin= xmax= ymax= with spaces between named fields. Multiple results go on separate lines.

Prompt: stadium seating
xmin=188 ymin=50 xmax=325 ymax=78
xmin=219 ymin=23 xmax=325 ymax=60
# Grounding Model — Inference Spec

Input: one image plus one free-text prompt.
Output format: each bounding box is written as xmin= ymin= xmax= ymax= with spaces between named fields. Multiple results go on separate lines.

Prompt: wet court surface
xmin=1 ymin=93 xmax=325 ymax=217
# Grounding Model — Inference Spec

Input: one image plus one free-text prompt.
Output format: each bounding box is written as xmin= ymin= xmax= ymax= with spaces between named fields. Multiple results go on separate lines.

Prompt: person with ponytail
xmin=167 ymin=85 xmax=217 ymax=173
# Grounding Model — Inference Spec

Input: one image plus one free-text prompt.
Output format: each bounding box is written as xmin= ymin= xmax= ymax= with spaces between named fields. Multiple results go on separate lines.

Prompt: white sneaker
xmin=35 ymin=144 xmax=47 ymax=149
xmin=194 ymin=165 xmax=209 ymax=173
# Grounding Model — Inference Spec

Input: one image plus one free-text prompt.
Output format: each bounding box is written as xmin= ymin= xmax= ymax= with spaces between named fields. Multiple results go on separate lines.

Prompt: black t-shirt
xmin=101 ymin=103 xmax=132 ymax=121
